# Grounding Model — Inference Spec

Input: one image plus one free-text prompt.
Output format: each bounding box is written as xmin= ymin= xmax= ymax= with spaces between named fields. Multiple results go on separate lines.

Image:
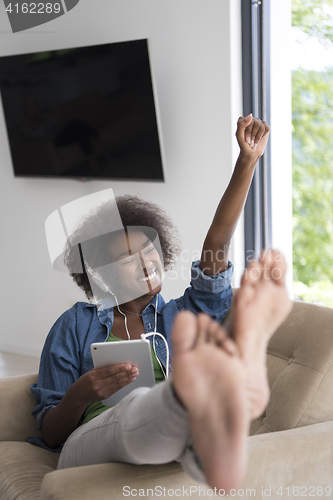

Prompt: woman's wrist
xmin=65 ymin=382 xmax=89 ymax=411
xmin=237 ymin=151 xmax=261 ymax=165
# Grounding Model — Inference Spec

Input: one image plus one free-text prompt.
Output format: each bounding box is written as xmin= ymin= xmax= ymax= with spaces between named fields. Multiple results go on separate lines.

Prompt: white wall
xmin=0 ymin=0 xmax=243 ymax=358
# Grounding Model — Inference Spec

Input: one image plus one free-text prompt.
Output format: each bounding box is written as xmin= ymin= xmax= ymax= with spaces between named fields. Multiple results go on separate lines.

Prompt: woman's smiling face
xmin=107 ymin=229 xmax=164 ymax=299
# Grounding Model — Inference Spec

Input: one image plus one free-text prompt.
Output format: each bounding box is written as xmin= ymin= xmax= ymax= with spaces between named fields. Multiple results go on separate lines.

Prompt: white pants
xmin=57 ymin=379 xmax=205 ymax=483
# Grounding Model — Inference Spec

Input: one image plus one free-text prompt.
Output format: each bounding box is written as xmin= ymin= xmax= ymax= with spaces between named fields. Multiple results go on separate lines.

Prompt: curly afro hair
xmin=64 ymin=194 xmax=181 ymax=300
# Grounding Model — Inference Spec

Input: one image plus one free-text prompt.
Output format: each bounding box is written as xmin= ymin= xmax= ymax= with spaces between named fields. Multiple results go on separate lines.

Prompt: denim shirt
xmin=28 ymin=260 xmax=233 ymax=451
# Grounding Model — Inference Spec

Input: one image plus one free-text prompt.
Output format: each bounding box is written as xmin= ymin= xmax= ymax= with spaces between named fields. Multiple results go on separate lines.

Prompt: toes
xmin=223 ymin=338 xmax=238 ymax=356
xmin=260 ymin=249 xmax=287 ymax=285
xmin=240 ymin=260 xmax=263 ymax=301
xmin=242 ymin=250 xmax=287 ymax=287
xmin=207 ymin=320 xmax=226 ymax=345
xmin=207 ymin=320 xmax=238 ymax=356
xmin=243 ymin=260 xmax=264 ymax=285
xmin=172 ymin=311 xmax=198 ymax=355
xmin=172 ymin=311 xmax=241 ymax=360
xmin=196 ymin=314 xmax=213 ymax=345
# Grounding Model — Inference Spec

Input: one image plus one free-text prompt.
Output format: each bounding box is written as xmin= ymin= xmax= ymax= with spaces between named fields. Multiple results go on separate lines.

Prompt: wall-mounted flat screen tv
xmin=0 ymin=39 xmax=165 ymax=181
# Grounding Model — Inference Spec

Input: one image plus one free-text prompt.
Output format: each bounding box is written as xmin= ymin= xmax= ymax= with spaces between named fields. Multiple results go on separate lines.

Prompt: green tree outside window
xmin=292 ymin=0 xmax=333 ymax=307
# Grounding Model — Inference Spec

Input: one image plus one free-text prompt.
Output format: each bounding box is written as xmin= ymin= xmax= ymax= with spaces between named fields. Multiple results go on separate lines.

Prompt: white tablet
xmin=90 ymin=339 xmax=156 ymax=406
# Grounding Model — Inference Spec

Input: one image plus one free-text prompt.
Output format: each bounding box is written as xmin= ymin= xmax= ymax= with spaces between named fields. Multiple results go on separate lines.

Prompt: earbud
xmin=85 ymin=264 xmax=110 ymax=292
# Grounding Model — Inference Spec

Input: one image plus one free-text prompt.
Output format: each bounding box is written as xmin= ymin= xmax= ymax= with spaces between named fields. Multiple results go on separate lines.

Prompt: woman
xmin=29 ymin=114 xmax=271 ymax=488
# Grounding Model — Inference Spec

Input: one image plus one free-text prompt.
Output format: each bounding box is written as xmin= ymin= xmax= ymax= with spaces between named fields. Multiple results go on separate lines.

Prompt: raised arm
xmin=200 ymin=115 xmax=270 ymax=276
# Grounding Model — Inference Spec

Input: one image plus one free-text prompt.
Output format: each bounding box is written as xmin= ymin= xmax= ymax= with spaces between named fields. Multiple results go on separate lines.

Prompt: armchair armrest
xmin=41 ymin=462 xmax=199 ymax=500
xmin=40 ymin=422 xmax=333 ymax=500
xmin=0 ymin=374 xmax=40 ymax=442
xmin=240 ymin=421 xmax=333 ymax=497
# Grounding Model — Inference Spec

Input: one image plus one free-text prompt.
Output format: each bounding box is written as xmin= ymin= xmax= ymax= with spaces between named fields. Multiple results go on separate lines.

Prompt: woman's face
xmin=107 ymin=230 xmax=164 ymax=299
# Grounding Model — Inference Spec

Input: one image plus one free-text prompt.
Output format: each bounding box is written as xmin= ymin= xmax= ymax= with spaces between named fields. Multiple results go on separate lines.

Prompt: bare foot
xmin=172 ymin=312 xmax=249 ymax=493
xmin=230 ymin=249 xmax=293 ymax=418
xmin=171 ymin=250 xmax=292 ymax=491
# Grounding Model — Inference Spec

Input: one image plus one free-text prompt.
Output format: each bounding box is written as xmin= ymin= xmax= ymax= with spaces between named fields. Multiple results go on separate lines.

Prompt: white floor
xmin=0 ymin=351 xmax=40 ymax=377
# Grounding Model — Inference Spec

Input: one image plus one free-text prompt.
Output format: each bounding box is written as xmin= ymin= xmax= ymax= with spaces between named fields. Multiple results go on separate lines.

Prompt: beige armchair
xmin=1 ymin=301 xmax=333 ymax=500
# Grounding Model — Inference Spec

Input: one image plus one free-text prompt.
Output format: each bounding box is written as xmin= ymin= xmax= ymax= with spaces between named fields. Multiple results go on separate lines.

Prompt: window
xmin=291 ymin=0 xmax=333 ymax=307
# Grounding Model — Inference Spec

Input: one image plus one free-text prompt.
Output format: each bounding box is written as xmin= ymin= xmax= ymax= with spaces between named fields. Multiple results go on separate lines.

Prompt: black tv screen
xmin=0 ymin=39 xmax=165 ymax=181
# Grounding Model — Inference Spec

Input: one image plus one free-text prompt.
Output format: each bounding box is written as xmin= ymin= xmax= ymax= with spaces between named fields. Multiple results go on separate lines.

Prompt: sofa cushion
xmin=0 ymin=442 xmax=58 ymax=500
xmin=253 ymin=301 xmax=333 ymax=434
xmin=0 ymin=374 xmax=40 ymax=442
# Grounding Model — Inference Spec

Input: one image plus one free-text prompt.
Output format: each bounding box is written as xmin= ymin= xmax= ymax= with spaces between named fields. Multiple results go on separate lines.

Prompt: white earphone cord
xmin=141 ymin=295 xmax=169 ymax=379
xmin=115 ymin=300 xmax=131 ymax=341
xmin=118 ymin=294 xmax=169 ymax=378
